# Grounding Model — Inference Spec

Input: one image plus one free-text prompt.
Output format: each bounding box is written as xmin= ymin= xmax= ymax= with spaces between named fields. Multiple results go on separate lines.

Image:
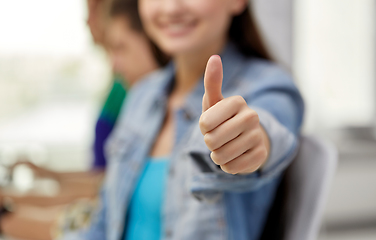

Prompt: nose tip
xmin=161 ymin=0 xmax=185 ymax=15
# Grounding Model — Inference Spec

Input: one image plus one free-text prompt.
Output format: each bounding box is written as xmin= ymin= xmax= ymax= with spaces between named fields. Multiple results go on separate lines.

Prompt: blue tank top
xmin=124 ymin=157 xmax=169 ymax=240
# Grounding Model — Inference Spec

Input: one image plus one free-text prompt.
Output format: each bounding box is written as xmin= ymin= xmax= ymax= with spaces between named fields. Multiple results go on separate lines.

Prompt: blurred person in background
xmin=0 ymin=0 xmax=167 ymax=239
xmin=61 ymin=0 xmax=304 ymax=240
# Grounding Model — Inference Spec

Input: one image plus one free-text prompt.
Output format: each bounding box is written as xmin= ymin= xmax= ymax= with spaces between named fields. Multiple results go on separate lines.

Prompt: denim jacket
xmin=61 ymin=44 xmax=304 ymax=240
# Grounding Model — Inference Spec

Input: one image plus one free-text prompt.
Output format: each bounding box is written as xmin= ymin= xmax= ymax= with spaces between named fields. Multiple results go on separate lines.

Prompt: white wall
xmin=294 ymin=0 xmax=376 ymax=132
xmin=252 ymin=0 xmax=293 ymax=69
xmin=0 ymin=0 xmax=111 ymax=170
xmin=0 ymin=0 xmax=88 ymax=56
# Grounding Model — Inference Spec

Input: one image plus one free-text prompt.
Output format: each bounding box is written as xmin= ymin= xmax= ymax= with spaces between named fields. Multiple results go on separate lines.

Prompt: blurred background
xmin=0 ymin=0 xmax=375 ymax=239
xmin=0 ymin=0 xmax=111 ymax=171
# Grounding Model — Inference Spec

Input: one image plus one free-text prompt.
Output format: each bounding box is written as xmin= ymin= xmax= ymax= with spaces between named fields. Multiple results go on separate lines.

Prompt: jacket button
xmin=165 ymin=229 xmax=173 ymax=238
xmin=183 ymin=110 xmax=192 ymax=121
xmin=218 ymin=217 xmax=226 ymax=228
xmin=169 ymin=168 xmax=175 ymax=177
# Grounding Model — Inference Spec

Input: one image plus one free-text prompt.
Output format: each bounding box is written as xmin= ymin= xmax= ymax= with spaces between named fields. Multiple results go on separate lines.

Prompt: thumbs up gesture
xmin=199 ymin=55 xmax=269 ymax=175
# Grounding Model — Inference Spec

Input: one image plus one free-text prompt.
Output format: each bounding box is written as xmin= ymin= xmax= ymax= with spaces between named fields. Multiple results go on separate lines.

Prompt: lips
xmin=158 ymin=20 xmax=197 ymax=37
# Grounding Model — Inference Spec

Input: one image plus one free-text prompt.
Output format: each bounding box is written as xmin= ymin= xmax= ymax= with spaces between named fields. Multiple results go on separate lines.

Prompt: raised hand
xmin=199 ymin=55 xmax=269 ymax=174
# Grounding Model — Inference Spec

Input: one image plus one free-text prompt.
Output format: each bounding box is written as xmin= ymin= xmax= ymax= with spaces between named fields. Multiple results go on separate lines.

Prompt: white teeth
xmin=166 ymin=23 xmax=191 ymax=33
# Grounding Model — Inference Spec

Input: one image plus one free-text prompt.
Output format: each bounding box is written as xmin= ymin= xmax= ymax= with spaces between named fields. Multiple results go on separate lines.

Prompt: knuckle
xmin=204 ymin=134 xmax=215 ymax=151
xmin=238 ymin=157 xmax=250 ymax=172
xmin=233 ymin=95 xmax=246 ymax=105
xmin=251 ymin=129 xmax=263 ymax=143
xmin=211 ymin=151 xmax=225 ymax=165
xmin=245 ymin=156 xmax=262 ymax=173
xmin=199 ymin=114 xmax=210 ymax=133
xmin=228 ymin=95 xmax=246 ymax=110
xmin=260 ymin=147 xmax=268 ymax=160
xmin=210 ymin=151 xmax=219 ymax=164
xmin=240 ymin=113 xmax=256 ymax=128
xmin=221 ymin=164 xmax=238 ymax=175
xmin=256 ymin=146 xmax=268 ymax=161
xmin=243 ymin=110 xmax=259 ymax=124
xmin=247 ymin=164 xmax=261 ymax=173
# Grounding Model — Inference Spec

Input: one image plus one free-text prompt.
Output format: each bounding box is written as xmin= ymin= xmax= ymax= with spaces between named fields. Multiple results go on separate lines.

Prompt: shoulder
xmin=241 ymin=58 xmax=294 ymax=85
xmin=223 ymin=43 xmax=294 ymax=87
xmin=228 ymin=57 xmax=299 ymax=98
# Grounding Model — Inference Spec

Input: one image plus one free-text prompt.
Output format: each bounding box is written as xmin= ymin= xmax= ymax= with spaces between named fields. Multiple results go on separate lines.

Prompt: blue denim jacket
xmin=61 ymin=44 xmax=304 ymax=240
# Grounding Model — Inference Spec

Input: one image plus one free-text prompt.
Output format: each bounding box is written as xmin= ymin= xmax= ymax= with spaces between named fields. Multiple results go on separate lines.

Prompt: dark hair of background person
xmin=230 ymin=3 xmax=273 ymax=61
xmin=108 ymin=0 xmax=170 ymax=67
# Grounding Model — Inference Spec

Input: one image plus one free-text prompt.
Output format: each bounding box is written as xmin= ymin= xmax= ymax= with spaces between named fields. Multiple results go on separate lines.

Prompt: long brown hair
xmin=107 ymin=0 xmax=170 ymax=66
xmin=229 ymin=3 xmax=272 ymax=61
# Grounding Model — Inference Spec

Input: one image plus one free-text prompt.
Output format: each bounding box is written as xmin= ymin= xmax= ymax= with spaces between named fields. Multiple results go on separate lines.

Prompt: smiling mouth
xmin=159 ymin=20 xmax=197 ymax=37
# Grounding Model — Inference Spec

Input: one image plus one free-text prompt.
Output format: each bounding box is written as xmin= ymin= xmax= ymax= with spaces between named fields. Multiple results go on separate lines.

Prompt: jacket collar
xmin=132 ymin=42 xmax=248 ymax=126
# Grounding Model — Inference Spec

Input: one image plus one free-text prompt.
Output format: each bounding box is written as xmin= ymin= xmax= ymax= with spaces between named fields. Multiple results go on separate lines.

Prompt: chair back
xmin=284 ymin=135 xmax=337 ymax=240
xmin=261 ymin=135 xmax=338 ymax=240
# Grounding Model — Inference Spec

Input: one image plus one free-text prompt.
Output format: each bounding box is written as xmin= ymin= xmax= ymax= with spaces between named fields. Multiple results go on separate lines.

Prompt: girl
xmin=0 ymin=1 xmax=167 ymax=240
xmin=95 ymin=0 xmax=169 ymax=168
xmin=63 ymin=0 xmax=304 ymax=240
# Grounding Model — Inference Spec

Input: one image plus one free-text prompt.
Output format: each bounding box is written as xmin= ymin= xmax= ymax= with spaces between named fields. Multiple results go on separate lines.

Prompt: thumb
xmin=203 ymin=55 xmax=224 ymax=112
